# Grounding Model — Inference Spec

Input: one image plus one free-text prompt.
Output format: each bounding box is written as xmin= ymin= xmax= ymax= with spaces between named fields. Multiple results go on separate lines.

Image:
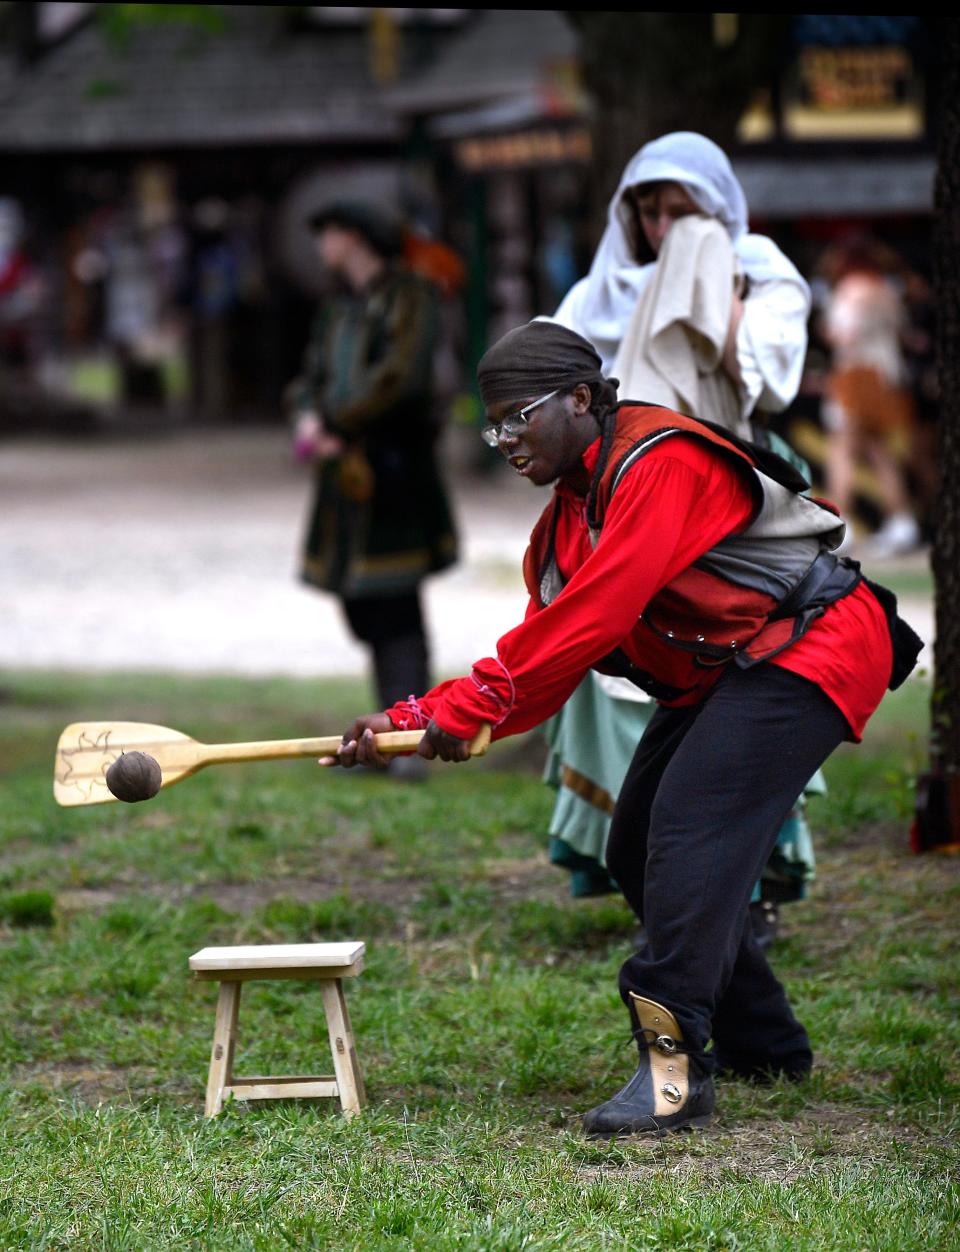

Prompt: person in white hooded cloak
xmin=544 ymin=132 xmax=822 ymax=946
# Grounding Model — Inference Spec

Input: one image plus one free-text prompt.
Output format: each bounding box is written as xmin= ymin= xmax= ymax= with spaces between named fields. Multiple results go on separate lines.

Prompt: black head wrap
xmin=307 ymin=202 xmax=403 ymax=260
xmin=477 ymin=320 xmax=618 ymax=413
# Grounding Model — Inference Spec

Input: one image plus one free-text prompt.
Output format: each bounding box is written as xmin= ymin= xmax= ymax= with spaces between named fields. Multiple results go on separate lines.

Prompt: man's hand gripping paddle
xmin=53 ymin=721 xmax=491 ymax=808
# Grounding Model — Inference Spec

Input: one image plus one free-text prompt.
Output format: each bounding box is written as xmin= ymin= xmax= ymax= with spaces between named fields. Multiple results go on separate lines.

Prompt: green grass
xmin=0 ymin=668 xmax=958 ymax=1249
xmin=872 ymin=565 xmax=935 ymax=603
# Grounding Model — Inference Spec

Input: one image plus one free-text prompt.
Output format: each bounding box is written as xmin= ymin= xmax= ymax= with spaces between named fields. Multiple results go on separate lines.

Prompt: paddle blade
xmin=53 ymin=721 xmax=203 ymax=808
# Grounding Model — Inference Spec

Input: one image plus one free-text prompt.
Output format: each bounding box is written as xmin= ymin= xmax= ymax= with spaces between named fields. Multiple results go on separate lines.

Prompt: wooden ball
xmin=105 ymin=751 xmax=162 ymax=803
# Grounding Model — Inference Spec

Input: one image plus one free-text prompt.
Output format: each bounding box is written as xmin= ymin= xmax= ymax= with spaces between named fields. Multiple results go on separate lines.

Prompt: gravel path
xmin=1 ymin=427 xmax=934 ymax=680
xmin=1 ymin=428 xmax=543 ymax=679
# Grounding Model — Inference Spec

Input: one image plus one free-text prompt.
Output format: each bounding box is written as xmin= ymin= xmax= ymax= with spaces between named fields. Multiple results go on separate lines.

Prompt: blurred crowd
xmin=0 ymin=178 xmax=937 ymax=560
xmin=807 ymin=234 xmax=937 ymax=555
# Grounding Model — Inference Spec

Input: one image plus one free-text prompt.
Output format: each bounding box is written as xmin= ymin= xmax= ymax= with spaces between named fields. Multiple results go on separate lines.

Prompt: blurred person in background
xmin=0 ymin=197 xmax=43 ymax=373
xmin=544 ymin=132 xmax=820 ymax=946
xmin=289 ymin=203 xmax=458 ymax=774
xmin=822 ymin=263 xmax=920 ymax=559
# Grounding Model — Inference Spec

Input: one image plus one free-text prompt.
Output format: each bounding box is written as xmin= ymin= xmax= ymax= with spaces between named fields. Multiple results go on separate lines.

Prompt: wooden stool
xmin=189 ymin=941 xmax=366 ymax=1118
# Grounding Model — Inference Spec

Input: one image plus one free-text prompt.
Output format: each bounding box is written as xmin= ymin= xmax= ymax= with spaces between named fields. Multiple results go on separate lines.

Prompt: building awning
xmin=735 ymin=155 xmax=935 ymax=218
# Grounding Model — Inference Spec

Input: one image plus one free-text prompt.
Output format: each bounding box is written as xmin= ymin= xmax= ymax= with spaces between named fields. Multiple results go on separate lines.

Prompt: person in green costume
xmin=290 ymin=203 xmax=458 ymax=739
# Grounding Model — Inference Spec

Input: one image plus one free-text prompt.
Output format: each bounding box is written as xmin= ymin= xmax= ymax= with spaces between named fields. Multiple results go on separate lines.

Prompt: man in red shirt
xmin=330 ymin=321 xmax=920 ymax=1136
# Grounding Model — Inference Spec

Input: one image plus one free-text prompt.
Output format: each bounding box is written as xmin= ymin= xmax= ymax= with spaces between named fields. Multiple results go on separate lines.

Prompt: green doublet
xmin=297 ymin=267 xmax=457 ymax=597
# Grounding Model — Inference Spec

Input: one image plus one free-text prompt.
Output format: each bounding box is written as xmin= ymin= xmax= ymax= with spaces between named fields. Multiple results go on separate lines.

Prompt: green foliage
xmin=0 ymin=668 xmax=956 ymax=1248
xmin=97 ymin=3 xmax=227 ymax=49
xmin=0 ymin=889 xmax=55 ymax=928
xmin=85 ymin=77 xmax=124 ymax=100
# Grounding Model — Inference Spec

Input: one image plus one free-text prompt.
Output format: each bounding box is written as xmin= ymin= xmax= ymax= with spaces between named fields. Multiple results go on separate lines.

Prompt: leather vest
xmin=524 ymin=403 xmax=860 ymax=694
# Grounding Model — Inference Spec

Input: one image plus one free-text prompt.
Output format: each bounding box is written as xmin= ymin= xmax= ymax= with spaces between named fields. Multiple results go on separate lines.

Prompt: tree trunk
xmin=567 ymin=13 xmax=789 ymax=239
xmin=916 ymin=15 xmax=960 ymax=849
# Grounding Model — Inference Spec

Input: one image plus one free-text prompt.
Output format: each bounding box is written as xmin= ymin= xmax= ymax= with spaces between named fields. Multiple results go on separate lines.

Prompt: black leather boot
xmin=711 ymin=1045 xmax=812 ymax=1084
xmin=582 ymin=993 xmax=715 ymax=1138
xmin=710 ymin=973 xmax=813 ymax=1084
xmin=748 ymin=899 xmax=779 ymax=953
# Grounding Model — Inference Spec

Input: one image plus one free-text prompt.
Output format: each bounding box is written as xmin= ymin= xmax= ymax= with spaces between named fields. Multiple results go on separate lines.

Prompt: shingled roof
xmin=0 ymin=6 xmax=404 ymax=152
xmin=386 ymin=9 xmax=578 ymax=115
xmin=0 ymin=8 xmax=580 ymax=154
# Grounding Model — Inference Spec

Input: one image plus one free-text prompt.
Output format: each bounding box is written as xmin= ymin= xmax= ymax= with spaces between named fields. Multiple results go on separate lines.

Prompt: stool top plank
xmin=189 ymin=942 xmax=364 ymax=979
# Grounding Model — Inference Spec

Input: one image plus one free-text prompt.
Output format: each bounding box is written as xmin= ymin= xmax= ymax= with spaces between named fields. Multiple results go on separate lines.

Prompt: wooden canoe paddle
xmin=53 ymin=720 xmax=492 ymax=808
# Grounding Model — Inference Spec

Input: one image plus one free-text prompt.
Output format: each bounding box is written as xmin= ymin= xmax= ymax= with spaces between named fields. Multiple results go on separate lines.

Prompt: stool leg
xmin=205 ymin=981 xmax=241 ymax=1117
xmin=321 ymin=978 xmax=366 ymax=1116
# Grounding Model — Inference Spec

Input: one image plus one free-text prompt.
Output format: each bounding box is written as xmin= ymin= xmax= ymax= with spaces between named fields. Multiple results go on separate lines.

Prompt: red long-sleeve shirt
xmin=390 ymin=435 xmax=891 ymax=744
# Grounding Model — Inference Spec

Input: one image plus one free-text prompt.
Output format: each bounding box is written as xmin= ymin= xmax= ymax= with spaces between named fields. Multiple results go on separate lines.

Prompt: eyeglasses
xmin=480 ymin=390 xmax=560 ymax=447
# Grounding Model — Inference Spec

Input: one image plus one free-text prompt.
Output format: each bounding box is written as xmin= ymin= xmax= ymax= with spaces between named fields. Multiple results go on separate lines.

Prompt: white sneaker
xmin=861 ymin=513 xmax=920 ymax=559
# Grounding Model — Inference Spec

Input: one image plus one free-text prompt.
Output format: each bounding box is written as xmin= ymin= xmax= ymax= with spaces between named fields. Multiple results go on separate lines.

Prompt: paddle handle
xmin=202 ymin=724 xmax=491 ymax=766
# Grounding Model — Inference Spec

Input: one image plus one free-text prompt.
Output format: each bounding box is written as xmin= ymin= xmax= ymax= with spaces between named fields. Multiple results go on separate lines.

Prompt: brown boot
xmin=582 ymin=993 xmax=715 ymax=1138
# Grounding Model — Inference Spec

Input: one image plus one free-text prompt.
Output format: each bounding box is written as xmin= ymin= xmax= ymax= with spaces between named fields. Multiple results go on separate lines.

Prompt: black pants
xmin=607 ymin=663 xmax=849 ymax=1070
xmin=342 ymin=592 xmax=430 ymax=710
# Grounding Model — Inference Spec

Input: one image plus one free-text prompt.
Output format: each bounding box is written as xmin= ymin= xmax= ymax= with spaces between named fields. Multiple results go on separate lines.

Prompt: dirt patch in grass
xmin=478 ymin=854 xmax=560 ymax=899
xmin=189 ymin=875 xmax=427 ymax=914
xmin=572 ymin=1103 xmax=942 ymax=1183
xmin=780 ymin=821 xmax=959 ymax=962
xmin=57 ymin=887 xmax=124 ymax=912
xmin=52 ymin=856 xmax=569 ymax=919
xmin=54 ymin=876 xmax=398 ymax=915
xmin=15 ymin=1062 xmax=195 ymax=1104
